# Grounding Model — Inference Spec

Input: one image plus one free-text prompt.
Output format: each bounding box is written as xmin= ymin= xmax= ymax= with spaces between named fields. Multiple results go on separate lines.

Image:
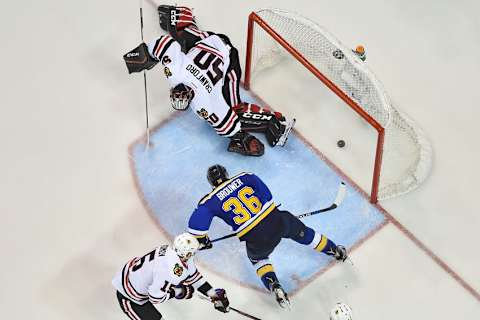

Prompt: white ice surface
xmin=0 ymin=0 xmax=479 ymax=319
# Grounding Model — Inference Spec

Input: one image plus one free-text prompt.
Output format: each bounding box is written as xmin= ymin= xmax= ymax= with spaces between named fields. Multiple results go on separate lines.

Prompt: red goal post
xmin=243 ymin=9 xmax=432 ymax=203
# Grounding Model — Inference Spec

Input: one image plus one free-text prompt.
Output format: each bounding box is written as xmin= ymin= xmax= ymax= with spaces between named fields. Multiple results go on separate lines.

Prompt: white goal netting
xmin=248 ymin=9 xmax=432 ymax=201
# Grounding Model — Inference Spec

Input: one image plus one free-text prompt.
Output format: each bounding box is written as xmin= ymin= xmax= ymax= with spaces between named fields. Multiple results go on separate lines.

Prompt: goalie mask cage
xmin=244 ymin=9 xmax=432 ymax=203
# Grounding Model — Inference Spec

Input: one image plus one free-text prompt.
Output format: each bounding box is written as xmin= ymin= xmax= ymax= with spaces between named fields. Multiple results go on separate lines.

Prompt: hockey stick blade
xmin=196 ymin=294 xmax=262 ymax=320
xmin=230 ymin=307 xmax=262 ymax=320
xmin=296 ymin=182 xmax=347 ymax=219
xmin=333 ymin=181 xmax=347 ymax=206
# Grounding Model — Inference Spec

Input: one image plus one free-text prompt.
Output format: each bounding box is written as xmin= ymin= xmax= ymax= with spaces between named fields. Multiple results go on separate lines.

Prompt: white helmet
xmin=173 ymin=233 xmax=199 ymax=260
xmin=329 ymin=302 xmax=353 ymax=320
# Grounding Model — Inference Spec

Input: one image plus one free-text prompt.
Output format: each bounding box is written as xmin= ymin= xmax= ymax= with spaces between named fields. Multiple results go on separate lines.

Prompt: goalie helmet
xmin=329 ymin=302 xmax=353 ymax=320
xmin=170 ymin=83 xmax=194 ymax=110
xmin=173 ymin=233 xmax=199 ymax=261
xmin=207 ymin=164 xmax=229 ymax=187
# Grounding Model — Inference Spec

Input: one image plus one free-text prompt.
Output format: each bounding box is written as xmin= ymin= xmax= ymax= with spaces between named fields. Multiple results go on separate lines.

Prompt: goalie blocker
xmin=123 ymin=43 xmax=158 ymax=74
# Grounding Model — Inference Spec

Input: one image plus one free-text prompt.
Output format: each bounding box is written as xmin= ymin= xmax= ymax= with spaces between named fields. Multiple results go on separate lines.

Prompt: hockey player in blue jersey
xmin=188 ymin=164 xmax=348 ymax=308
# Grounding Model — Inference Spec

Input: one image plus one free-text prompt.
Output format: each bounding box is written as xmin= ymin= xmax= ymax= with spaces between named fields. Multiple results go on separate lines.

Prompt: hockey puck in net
xmin=337 ymin=140 xmax=346 ymax=148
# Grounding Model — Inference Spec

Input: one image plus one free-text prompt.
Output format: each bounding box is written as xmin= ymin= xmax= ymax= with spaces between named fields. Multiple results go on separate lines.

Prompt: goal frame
xmin=244 ymin=11 xmax=385 ymax=203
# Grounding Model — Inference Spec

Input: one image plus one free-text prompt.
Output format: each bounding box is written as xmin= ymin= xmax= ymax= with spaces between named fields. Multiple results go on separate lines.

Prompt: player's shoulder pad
xmin=193 ymin=36 xmax=225 ymax=59
xmin=240 ymin=172 xmax=256 ymax=179
xmin=197 ymin=193 xmax=210 ymax=206
xmin=149 ymin=34 xmax=178 ymax=61
xmin=232 ymin=171 xmax=251 ymax=180
xmin=198 ymin=172 xmax=249 ymax=205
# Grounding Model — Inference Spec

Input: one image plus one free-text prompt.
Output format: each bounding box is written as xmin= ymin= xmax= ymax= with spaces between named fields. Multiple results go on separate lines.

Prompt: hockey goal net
xmin=244 ymin=9 xmax=432 ymax=202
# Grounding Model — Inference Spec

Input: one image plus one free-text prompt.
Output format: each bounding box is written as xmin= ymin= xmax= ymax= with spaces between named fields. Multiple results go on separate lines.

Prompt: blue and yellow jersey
xmin=188 ymin=172 xmax=276 ymax=239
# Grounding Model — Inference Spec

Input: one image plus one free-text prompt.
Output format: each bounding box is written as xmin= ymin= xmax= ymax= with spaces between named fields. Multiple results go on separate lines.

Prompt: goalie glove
xmin=157 ymin=5 xmax=197 ymax=33
xmin=174 ymin=284 xmax=194 ymax=300
xmin=228 ymin=131 xmax=264 ymax=157
xmin=210 ymin=289 xmax=230 ymax=313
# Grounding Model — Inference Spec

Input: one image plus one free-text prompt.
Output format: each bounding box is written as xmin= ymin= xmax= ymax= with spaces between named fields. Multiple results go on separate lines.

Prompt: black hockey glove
xmin=211 ymin=289 xmax=230 ymax=313
xmin=174 ymin=284 xmax=194 ymax=300
xmin=123 ymin=43 xmax=158 ymax=74
xmin=228 ymin=131 xmax=264 ymax=157
xmin=157 ymin=5 xmax=196 ymax=33
xmin=198 ymin=236 xmax=213 ymax=251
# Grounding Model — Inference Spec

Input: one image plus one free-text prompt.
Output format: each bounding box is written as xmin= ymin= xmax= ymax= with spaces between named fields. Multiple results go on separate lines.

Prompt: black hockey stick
xmin=296 ymin=182 xmax=347 ymax=218
xmin=207 ymin=182 xmax=347 ymax=245
xmin=229 ymin=307 xmax=262 ymax=320
xmin=197 ymin=294 xmax=262 ymax=320
xmin=139 ymin=0 xmax=151 ymax=149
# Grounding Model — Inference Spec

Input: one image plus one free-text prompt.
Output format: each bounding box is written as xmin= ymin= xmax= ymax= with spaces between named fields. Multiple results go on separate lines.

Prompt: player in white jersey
xmin=112 ymin=233 xmax=229 ymax=319
xmin=123 ymin=5 xmax=295 ymax=157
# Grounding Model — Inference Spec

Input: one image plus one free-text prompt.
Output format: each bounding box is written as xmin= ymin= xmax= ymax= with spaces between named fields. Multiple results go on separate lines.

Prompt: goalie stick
xmin=139 ymin=0 xmax=151 ymax=149
xmin=205 ymin=182 xmax=347 ymax=246
xmin=197 ymin=294 xmax=262 ymax=320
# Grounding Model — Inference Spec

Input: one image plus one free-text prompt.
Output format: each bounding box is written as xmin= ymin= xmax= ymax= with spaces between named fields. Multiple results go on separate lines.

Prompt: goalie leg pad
xmin=266 ymin=117 xmax=296 ymax=147
xmin=233 ymin=103 xmax=294 ymax=147
xmin=123 ymin=43 xmax=158 ymax=74
xmin=227 ymin=131 xmax=264 ymax=156
xmin=233 ymin=103 xmax=284 ymax=132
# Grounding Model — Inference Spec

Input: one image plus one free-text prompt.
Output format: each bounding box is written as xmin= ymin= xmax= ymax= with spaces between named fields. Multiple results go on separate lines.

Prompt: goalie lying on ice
xmin=123 ymin=5 xmax=295 ymax=156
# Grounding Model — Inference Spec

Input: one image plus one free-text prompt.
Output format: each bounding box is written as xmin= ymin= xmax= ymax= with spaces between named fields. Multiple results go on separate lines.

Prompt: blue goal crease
xmin=130 ymin=90 xmax=385 ymax=293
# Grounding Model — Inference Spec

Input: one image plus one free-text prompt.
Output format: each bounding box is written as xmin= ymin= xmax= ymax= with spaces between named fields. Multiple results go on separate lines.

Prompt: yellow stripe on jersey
xmin=236 ymin=202 xmax=276 ymax=238
xmin=199 ymin=172 xmax=250 ymax=205
xmin=315 ymin=235 xmax=328 ymax=252
xmin=256 ymin=264 xmax=274 ymax=277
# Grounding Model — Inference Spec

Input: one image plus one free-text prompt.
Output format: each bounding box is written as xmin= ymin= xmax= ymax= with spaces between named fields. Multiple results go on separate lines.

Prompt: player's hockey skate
xmin=276 ymin=118 xmax=296 ymax=147
xmin=270 ymin=282 xmax=290 ymax=309
xmin=333 ymin=245 xmax=348 ymax=262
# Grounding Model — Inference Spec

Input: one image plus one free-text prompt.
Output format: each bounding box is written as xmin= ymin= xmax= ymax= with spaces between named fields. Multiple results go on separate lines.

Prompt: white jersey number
xmin=132 ymin=245 xmax=167 ymax=272
xmin=193 ymin=51 xmax=224 ymax=86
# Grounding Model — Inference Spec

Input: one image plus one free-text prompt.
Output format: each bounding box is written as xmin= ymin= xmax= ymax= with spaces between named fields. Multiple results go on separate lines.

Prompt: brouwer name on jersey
xmin=189 ymin=172 xmax=277 ymax=239
xmin=216 ymin=178 xmax=244 ymax=201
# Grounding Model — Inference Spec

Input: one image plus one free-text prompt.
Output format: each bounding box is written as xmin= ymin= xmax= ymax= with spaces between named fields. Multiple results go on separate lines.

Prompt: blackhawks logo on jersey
xmin=173 ymin=263 xmax=184 ymax=276
xmin=164 ymin=66 xmax=172 ymax=78
xmin=197 ymin=108 xmax=208 ymax=119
